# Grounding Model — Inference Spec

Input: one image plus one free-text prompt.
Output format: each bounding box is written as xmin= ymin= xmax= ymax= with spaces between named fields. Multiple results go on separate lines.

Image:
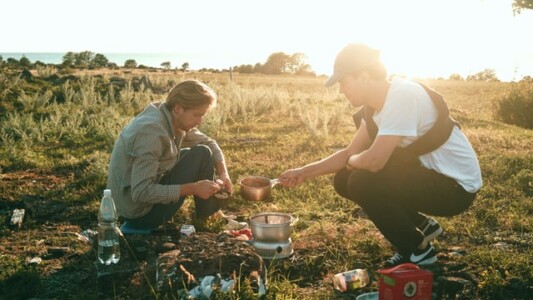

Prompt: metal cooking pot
xmin=238 ymin=176 xmax=279 ymax=201
xmin=250 ymin=212 xmax=293 ymax=242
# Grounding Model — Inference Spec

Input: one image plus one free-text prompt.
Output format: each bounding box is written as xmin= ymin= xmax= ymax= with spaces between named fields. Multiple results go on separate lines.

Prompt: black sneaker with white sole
xmin=383 ymin=243 xmax=438 ymax=268
xmin=420 ymin=217 xmax=443 ymax=242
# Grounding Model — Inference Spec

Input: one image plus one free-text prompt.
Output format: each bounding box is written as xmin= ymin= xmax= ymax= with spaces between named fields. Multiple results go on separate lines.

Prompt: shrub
xmin=511 ymin=169 xmax=533 ymax=196
xmin=493 ymin=83 xmax=533 ymax=129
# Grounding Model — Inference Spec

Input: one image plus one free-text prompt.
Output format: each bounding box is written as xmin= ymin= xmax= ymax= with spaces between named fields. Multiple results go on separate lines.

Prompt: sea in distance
xmin=0 ymin=52 xmax=243 ymax=70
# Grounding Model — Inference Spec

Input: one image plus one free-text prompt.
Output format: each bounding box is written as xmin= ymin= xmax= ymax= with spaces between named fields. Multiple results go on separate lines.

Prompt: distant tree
xmin=254 ymin=63 xmax=264 ymax=73
xmin=234 ymin=64 xmax=254 ymax=74
xmin=287 ymin=53 xmax=311 ymax=74
xmin=75 ymin=51 xmax=95 ymax=68
xmin=480 ymin=69 xmax=499 ymax=82
xmin=34 ymin=61 xmax=46 ymax=68
xmin=62 ymin=52 xmax=76 ymax=68
xmin=520 ymin=75 xmax=533 ymax=82
xmin=161 ymin=61 xmax=171 ymax=69
xmin=181 ymin=62 xmax=189 ymax=72
xmin=290 ymin=53 xmax=313 ymax=75
xmin=124 ymin=59 xmax=138 ymax=68
xmin=448 ymin=73 xmax=464 ymax=81
xmin=199 ymin=67 xmax=220 ymax=73
xmin=261 ymin=52 xmax=314 ymax=75
xmin=0 ymin=55 xmax=3 ymax=65
xmin=6 ymin=57 xmax=19 ymax=67
xmin=263 ymin=52 xmax=290 ymax=74
xmin=91 ymin=53 xmax=109 ymax=68
xmin=513 ymin=0 xmax=533 ymax=14
xmin=466 ymin=69 xmax=499 ymax=82
xmin=107 ymin=62 xmax=119 ymax=69
xmin=296 ymin=64 xmax=314 ymax=75
xmin=19 ymin=56 xmax=31 ymax=68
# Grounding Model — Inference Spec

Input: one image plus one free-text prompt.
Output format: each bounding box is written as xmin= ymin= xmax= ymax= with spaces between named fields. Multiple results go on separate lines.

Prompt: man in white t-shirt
xmin=278 ymin=43 xmax=482 ymax=267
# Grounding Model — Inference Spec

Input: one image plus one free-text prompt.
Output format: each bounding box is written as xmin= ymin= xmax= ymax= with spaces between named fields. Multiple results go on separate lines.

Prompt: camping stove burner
xmin=252 ymin=238 xmax=293 ymax=259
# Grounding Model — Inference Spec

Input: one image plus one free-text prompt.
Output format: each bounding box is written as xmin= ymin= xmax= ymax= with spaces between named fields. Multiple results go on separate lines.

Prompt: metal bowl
xmin=214 ymin=189 xmax=231 ymax=209
xmin=250 ymin=212 xmax=293 ymax=242
xmin=238 ymin=176 xmax=273 ymax=201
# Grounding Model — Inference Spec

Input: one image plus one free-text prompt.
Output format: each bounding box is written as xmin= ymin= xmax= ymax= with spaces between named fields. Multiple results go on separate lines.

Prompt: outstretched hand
xmin=278 ymin=168 xmax=305 ymax=188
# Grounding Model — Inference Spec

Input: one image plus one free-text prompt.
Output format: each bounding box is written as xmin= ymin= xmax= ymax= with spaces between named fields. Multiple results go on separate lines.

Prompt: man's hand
xmin=216 ymin=174 xmax=234 ymax=195
xmin=278 ymin=168 xmax=305 ymax=187
xmin=194 ymin=180 xmax=223 ymax=200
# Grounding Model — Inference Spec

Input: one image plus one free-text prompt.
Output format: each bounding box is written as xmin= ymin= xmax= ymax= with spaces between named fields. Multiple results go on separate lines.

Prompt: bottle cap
xmin=104 ymin=189 xmax=112 ymax=197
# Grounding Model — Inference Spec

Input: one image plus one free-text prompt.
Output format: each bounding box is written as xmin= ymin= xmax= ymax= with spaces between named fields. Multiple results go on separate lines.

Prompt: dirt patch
xmin=94 ymin=231 xmax=265 ymax=299
xmin=1 ymin=196 xmax=484 ymax=299
xmin=0 ymin=170 xmax=527 ymax=299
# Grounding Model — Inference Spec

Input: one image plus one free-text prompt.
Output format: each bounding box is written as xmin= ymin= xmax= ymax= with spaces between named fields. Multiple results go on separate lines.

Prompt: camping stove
xmin=252 ymin=238 xmax=293 ymax=259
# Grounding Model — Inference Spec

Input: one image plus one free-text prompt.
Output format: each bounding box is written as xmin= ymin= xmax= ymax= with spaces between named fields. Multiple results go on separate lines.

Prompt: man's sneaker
xmin=383 ymin=243 xmax=438 ymax=268
xmin=420 ymin=217 xmax=443 ymax=242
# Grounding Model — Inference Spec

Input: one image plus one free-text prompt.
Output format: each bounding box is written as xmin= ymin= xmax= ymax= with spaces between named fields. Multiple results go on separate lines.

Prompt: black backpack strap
xmin=351 ymin=83 xmax=460 ymax=165
xmin=402 ymin=83 xmax=460 ymax=157
xmin=352 ymin=106 xmax=378 ymax=139
xmin=352 ymin=107 xmax=365 ymax=129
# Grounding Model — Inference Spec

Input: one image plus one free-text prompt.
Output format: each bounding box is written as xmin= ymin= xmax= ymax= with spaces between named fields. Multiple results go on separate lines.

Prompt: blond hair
xmin=165 ymin=80 xmax=217 ymax=110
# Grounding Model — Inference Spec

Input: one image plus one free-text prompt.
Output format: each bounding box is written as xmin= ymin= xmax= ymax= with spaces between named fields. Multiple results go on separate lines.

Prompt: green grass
xmin=0 ymin=69 xmax=532 ymax=299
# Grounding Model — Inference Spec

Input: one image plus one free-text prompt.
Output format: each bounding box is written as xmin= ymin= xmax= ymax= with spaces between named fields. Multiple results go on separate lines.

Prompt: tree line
xmin=0 ymin=51 xmax=315 ymax=76
xmin=2 ymin=51 xmax=533 ymax=82
xmin=231 ymin=52 xmax=313 ymax=75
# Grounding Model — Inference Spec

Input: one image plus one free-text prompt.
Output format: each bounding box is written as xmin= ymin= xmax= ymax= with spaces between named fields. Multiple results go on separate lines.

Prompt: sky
xmin=2 ymin=0 xmax=533 ymax=81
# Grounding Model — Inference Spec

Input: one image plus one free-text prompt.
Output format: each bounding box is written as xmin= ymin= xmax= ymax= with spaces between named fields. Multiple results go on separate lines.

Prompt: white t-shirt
xmin=373 ymin=77 xmax=482 ymax=193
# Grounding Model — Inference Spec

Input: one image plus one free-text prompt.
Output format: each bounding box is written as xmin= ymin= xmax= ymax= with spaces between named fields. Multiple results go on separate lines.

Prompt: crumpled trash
xmin=187 ymin=274 xmax=235 ymax=299
xmin=249 ymin=270 xmax=267 ymax=297
xmin=26 ymin=256 xmax=42 ymax=265
xmin=219 ymin=212 xmax=249 ymax=230
xmin=183 ymin=271 xmax=266 ymax=299
xmin=10 ymin=209 xmax=25 ymax=228
xmin=225 ymin=228 xmax=253 ymax=241
xmin=225 ymin=218 xmax=249 ymax=230
xmin=76 ymin=229 xmax=97 ymax=243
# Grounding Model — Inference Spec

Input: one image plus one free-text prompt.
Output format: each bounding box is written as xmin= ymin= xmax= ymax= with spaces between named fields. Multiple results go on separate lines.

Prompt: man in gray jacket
xmin=107 ymin=80 xmax=232 ymax=234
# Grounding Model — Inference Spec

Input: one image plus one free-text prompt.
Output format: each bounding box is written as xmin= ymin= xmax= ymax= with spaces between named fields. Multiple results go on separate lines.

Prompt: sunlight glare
xmin=307 ymin=0 xmax=529 ymax=81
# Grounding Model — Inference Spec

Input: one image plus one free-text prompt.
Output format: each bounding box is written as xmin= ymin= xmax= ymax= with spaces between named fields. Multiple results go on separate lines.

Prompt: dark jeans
xmin=333 ymin=164 xmax=476 ymax=254
xmin=124 ymin=145 xmax=220 ymax=229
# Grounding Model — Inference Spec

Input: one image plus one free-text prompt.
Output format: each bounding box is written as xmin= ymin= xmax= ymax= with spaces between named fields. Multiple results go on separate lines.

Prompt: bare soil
xmin=0 ymin=170 xmax=527 ymax=299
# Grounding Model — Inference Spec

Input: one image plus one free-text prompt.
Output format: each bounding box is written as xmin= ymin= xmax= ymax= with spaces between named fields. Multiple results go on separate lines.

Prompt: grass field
xmin=0 ymin=69 xmax=532 ymax=299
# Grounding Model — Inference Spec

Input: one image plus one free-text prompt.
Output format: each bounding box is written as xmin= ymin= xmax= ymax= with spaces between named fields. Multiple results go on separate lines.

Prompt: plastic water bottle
xmin=97 ymin=189 xmax=120 ymax=265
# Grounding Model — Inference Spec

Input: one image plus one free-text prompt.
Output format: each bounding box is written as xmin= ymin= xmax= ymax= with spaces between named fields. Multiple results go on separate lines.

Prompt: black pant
xmin=124 ymin=145 xmax=219 ymax=229
xmin=333 ymin=164 xmax=476 ymax=255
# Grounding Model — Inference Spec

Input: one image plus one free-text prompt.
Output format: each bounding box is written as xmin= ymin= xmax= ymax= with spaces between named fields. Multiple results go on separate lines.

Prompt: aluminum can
xmin=333 ymin=268 xmax=370 ymax=292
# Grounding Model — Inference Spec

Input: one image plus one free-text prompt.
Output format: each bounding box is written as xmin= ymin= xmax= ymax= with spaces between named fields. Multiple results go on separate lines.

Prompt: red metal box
xmin=378 ymin=263 xmax=433 ymax=300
